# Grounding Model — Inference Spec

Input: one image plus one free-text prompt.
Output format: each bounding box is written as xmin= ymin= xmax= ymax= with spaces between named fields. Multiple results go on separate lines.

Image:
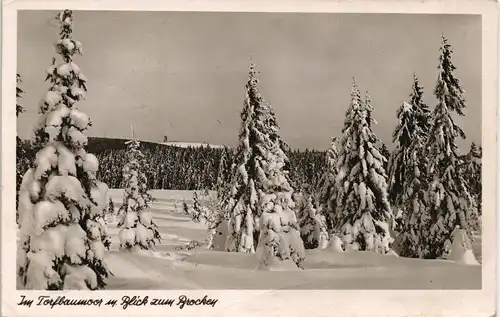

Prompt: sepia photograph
xmin=2 ymin=1 xmax=497 ymax=316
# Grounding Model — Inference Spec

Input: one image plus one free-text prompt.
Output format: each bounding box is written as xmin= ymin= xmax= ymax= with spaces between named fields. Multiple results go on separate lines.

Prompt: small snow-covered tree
xmin=103 ymin=197 xmax=115 ymax=224
xmin=333 ymin=79 xmax=393 ymax=253
xmin=316 ymin=137 xmax=339 ymax=230
xmin=184 ymin=188 xmax=228 ymax=250
xmin=228 ymin=64 xmax=305 ymax=268
xmin=425 ymin=35 xmax=472 ymax=259
xmin=118 ymin=139 xmax=161 ymax=251
xmin=107 ymin=197 xmax=115 ymax=215
xmin=296 ymin=184 xmax=329 ymax=249
xmin=256 ymin=161 xmax=305 ymax=268
xmin=17 ymin=10 xmax=111 ymax=290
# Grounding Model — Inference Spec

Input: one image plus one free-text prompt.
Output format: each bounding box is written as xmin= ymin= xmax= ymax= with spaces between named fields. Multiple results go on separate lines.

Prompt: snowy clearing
xmin=103 ymin=189 xmax=482 ymax=290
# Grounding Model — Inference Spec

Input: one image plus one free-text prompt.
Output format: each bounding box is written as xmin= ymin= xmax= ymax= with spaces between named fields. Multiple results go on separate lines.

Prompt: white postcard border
xmin=2 ymin=1 xmax=497 ymax=316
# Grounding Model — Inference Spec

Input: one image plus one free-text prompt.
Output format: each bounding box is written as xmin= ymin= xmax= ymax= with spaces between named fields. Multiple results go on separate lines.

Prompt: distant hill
xmin=84 ymin=137 xmax=226 ymax=154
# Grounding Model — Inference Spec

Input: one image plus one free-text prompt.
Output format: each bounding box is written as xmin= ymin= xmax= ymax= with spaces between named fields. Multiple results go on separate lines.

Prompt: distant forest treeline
xmin=17 ymin=136 xmax=328 ymax=191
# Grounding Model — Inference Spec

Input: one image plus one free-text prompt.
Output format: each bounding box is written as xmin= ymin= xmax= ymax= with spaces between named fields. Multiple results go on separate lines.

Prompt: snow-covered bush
xmin=118 ymin=139 xmax=160 ymax=251
xmin=326 ymin=234 xmax=344 ymax=252
xmin=332 ymin=79 xmax=394 ymax=254
xmin=296 ymin=184 xmax=329 ymax=249
xmin=257 ymin=192 xmax=305 ymax=268
xmin=17 ymin=10 xmax=111 ymax=290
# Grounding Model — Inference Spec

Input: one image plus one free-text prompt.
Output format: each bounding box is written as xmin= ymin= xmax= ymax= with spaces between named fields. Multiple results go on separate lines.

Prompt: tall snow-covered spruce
xmin=333 ymin=79 xmax=393 ymax=253
xmin=227 ymin=64 xmax=305 ymax=268
xmin=397 ymin=104 xmax=432 ymax=258
xmin=425 ymin=35 xmax=473 ymax=259
xmin=387 ymin=74 xmax=431 ymax=209
xmin=17 ymin=10 xmax=111 ymax=290
xmin=118 ymin=139 xmax=161 ymax=252
xmin=395 ymin=75 xmax=433 ymax=258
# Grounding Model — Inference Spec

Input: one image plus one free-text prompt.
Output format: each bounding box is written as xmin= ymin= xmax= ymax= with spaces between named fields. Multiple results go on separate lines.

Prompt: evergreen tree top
xmin=410 ymin=73 xmax=425 ymax=107
xmin=38 ymin=10 xmax=85 ymax=118
xmin=342 ymin=78 xmax=364 ymax=131
xmin=392 ymin=101 xmax=418 ymax=146
xmin=364 ymin=91 xmax=375 ymax=128
xmin=247 ymin=63 xmax=261 ymax=93
xmin=409 ymin=73 xmax=431 ymax=132
xmin=468 ymin=142 xmax=481 ymax=159
xmin=434 ymin=35 xmax=467 ymax=116
xmin=58 ymin=10 xmax=73 ymax=39
xmin=125 ymin=139 xmax=144 ymax=162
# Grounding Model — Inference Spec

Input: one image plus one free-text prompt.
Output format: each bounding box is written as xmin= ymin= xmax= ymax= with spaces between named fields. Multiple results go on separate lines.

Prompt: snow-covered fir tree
xmin=227 ymin=64 xmax=305 ymax=268
xmin=387 ymin=74 xmax=431 ymax=209
xmin=105 ymin=197 xmax=115 ymax=223
xmin=17 ymin=10 xmax=111 ymax=290
xmin=225 ymin=63 xmax=272 ymax=253
xmin=118 ymin=139 xmax=161 ymax=251
xmin=398 ymin=117 xmax=432 ymax=258
xmin=332 ymin=79 xmax=393 ymax=253
xmin=425 ymin=35 xmax=473 ymax=259
xmin=296 ymin=184 xmax=329 ymax=249
xmin=316 ymin=136 xmax=339 ymax=230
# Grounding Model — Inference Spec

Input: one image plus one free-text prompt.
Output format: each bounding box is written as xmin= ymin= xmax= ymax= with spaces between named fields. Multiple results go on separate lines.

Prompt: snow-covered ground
xmin=104 ymin=189 xmax=482 ymax=290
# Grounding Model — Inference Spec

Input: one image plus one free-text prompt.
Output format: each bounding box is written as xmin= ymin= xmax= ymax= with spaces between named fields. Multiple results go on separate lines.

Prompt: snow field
xmin=102 ymin=189 xmax=481 ymax=290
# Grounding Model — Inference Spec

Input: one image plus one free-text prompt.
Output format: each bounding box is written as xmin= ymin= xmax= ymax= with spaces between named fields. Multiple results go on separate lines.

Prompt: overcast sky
xmin=17 ymin=11 xmax=481 ymax=151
